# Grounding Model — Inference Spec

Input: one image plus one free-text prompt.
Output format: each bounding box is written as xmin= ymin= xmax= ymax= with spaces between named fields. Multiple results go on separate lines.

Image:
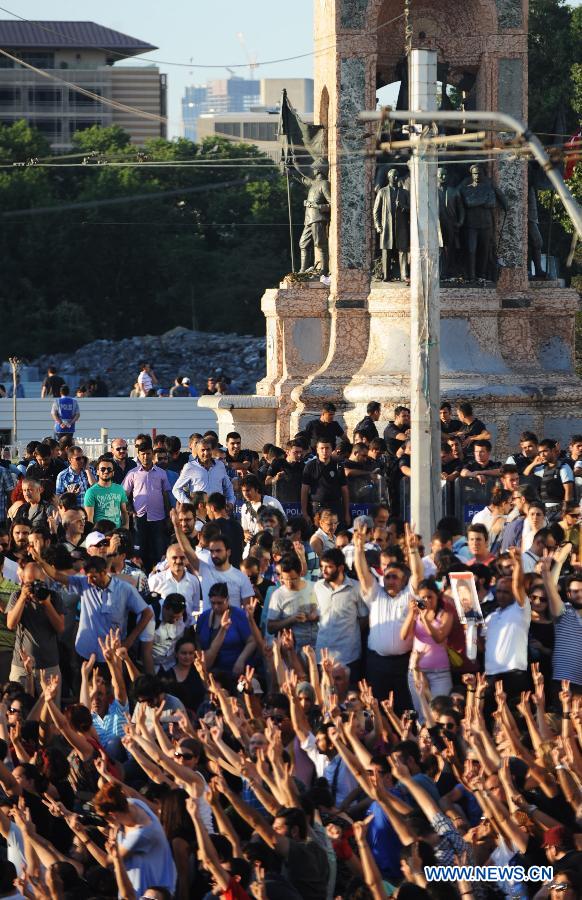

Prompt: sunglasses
xmin=550 ymin=886 xmax=569 ymax=893
xmin=113 ymin=447 xmax=128 ymax=452
xmin=8 ymin=707 xmax=22 ymax=714
xmin=174 ymin=751 xmax=195 ymax=760
xmin=98 ymin=468 xmax=113 ymax=474
xmin=269 ymin=714 xmax=285 ymax=723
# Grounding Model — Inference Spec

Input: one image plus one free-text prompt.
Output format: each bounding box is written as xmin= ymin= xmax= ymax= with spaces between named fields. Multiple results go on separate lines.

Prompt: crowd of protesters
xmin=0 ymin=400 xmax=580 ymax=900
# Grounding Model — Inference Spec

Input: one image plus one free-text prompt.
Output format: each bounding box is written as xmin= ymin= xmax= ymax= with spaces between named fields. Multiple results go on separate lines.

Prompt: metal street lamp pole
xmin=408 ymin=49 xmax=441 ymax=539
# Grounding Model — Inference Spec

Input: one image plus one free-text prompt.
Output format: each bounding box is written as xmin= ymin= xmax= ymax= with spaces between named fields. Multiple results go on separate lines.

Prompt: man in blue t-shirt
xmin=50 ymin=385 xmax=80 ymax=435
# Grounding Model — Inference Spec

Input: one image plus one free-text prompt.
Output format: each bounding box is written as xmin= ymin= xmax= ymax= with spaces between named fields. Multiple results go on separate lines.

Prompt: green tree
xmin=0 ymin=126 xmax=297 ymax=358
xmin=529 ymin=0 xmax=582 ymax=135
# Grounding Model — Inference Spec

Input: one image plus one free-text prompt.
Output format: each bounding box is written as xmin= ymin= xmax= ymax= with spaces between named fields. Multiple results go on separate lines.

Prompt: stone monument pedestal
xmin=255 ymin=278 xmax=330 ymax=445
xmin=198 ymin=394 xmax=278 ymax=449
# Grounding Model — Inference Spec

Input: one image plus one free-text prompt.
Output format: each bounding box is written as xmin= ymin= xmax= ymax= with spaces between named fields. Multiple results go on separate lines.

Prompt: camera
xmin=416 ymin=599 xmax=426 ymax=610
xmin=30 ymin=580 xmax=50 ymax=601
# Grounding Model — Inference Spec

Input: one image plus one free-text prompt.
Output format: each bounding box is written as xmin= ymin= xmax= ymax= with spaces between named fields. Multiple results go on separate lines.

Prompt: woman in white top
xmin=309 ymin=508 xmax=338 ymax=578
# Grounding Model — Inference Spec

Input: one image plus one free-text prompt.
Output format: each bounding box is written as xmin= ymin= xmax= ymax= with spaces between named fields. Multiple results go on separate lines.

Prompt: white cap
xmin=83 ymin=531 xmax=107 ymax=549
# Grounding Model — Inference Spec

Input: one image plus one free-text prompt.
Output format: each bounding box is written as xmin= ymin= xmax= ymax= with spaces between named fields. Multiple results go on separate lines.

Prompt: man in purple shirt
xmin=123 ymin=436 xmax=172 ymax=572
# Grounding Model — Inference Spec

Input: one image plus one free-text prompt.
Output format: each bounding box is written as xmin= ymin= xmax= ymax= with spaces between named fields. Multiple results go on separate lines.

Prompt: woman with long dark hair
xmin=401 ymin=577 xmax=454 ymax=719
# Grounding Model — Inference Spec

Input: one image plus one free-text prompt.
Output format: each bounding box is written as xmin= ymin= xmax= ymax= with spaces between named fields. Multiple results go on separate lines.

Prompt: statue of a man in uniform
xmin=286 ymin=157 xmax=331 ymax=275
xmin=437 ymin=167 xmax=465 ymax=277
xmin=460 ymin=164 xmax=507 ymax=282
xmin=373 ymin=168 xmax=410 ymax=281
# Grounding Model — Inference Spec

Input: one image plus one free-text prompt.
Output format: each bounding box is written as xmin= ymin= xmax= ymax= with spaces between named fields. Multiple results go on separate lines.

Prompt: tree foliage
xmin=0 ymin=124 xmax=302 ymax=358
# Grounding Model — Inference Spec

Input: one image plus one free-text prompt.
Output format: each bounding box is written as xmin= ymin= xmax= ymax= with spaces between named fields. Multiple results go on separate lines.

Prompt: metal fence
xmin=400 ymin=475 xmax=501 ymax=524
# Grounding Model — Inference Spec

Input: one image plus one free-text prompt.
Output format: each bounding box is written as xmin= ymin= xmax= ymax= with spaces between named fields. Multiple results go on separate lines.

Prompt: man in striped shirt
xmin=542 ymin=559 xmax=582 ymax=693
xmin=55 ymin=445 xmax=94 ymax=507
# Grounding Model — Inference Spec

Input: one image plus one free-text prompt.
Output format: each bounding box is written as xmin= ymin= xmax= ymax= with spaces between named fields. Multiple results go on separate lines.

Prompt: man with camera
xmin=5 ymin=561 xmax=64 ymax=699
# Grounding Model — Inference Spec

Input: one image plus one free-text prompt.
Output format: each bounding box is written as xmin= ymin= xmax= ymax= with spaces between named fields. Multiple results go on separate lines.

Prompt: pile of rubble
xmin=31 ymin=327 xmax=266 ymax=397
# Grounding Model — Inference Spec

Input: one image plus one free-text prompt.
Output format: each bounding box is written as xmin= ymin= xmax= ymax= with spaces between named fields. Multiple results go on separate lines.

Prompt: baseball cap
xmin=182 ymin=377 xmax=191 ymax=384
xmin=541 ymin=825 xmax=572 ymax=848
xmin=83 ymin=531 xmax=107 ymax=549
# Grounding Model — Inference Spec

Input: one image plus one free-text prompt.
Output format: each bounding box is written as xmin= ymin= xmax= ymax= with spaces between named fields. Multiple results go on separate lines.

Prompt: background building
xmin=182 ymin=76 xmax=260 ymax=141
xmin=0 ymin=20 xmax=166 ymax=149
xmin=182 ymin=76 xmax=313 ymax=145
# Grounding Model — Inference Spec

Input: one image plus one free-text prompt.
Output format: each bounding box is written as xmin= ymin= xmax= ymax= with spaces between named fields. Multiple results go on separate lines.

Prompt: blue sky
xmin=7 ymin=1 xmax=314 ymax=137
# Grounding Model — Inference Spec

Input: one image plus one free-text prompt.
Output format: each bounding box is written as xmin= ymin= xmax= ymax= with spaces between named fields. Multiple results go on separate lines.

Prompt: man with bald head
xmin=148 ymin=542 xmax=202 ymax=623
xmin=5 ymin=561 xmax=64 ymax=697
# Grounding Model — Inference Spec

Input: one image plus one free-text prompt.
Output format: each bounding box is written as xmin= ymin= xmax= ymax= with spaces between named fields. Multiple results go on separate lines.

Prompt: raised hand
xmin=81 ymin=653 xmax=97 ymax=679
xmin=358 ymin=679 xmax=374 ymax=709
xmin=152 ymin=699 xmax=166 ymax=721
xmin=404 ymin=521 xmax=419 ymax=553
xmin=19 ymin=649 xmax=34 ymax=675
xmin=390 ymin=756 xmax=411 ymax=782
xmin=352 ymin=814 xmax=373 ymax=842
xmin=560 ymin=679 xmax=572 ymax=714
xmin=531 ymin=662 xmax=545 ymax=704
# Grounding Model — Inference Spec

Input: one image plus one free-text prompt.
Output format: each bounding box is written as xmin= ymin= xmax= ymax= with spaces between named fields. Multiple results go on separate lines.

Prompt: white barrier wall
xmin=0 ymin=398 xmax=218 ymax=449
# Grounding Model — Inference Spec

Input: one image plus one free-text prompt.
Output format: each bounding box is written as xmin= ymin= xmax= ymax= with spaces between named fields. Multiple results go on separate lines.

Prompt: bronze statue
xmin=437 ymin=166 xmax=465 ymax=277
xmin=373 ymin=168 xmax=410 ymax=281
xmin=528 ymin=185 xmax=546 ymax=279
xmin=286 ymin=157 xmax=331 ymax=275
xmin=460 ymin=164 xmax=507 ymax=282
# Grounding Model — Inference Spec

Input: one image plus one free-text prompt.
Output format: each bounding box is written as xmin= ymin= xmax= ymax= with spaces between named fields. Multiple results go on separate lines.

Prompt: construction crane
xmin=236 ymin=32 xmax=258 ymax=79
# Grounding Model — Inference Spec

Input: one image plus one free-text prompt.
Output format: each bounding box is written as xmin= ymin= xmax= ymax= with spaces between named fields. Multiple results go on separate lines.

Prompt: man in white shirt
xmin=240 ymin=474 xmax=285 ymax=544
xmin=353 ymin=521 xmax=423 ymax=712
xmin=286 ymin=679 xmax=359 ymax=808
xmin=483 ymin=548 xmax=530 ymax=703
xmin=148 ymin=543 xmax=202 ymax=622
xmin=173 ymin=438 xmax=235 ymax=507
xmin=314 ymin=547 xmax=368 ymax=681
xmin=137 ymin=362 xmax=156 ymax=397
xmin=171 ymin=520 xmax=253 ymax=611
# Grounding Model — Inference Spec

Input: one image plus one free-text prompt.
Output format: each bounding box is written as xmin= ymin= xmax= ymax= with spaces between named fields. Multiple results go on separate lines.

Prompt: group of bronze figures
xmin=288 ymin=155 xmax=546 ymax=283
xmin=373 ymin=163 xmax=509 ymax=282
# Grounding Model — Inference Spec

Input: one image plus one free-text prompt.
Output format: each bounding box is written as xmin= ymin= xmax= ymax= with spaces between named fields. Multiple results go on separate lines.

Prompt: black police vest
xmin=539 ymin=465 xmax=564 ymax=503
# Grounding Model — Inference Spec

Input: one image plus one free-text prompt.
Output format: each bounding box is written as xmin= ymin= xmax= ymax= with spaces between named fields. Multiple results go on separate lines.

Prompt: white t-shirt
xmin=199 ymin=561 xmax=254 ymax=610
xmin=148 ymin=569 xmax=202 ymax=620
xmin=484 ymin=598 xmax=531 ymax=675
xmin=362 ymin=579 xmax=413 ymax=657
xmin=240 ymin=495 xmax=285 ymax=537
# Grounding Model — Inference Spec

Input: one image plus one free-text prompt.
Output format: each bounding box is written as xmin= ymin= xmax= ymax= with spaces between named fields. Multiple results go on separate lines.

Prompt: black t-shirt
xmin=267 ymin=459 xmax=305 ymax=502
xmin=161 ymin=666 xmax=206 ymax=714
xmin=284 ymin=838 xmax=330 ymax=900
xmin=42 ymin=374 xmax=64 ymax=397
xmin=112 ymin=457 xmax=137 ymax=485
xmin=464 ymin=458 xmax=500 ymax=472
xmin=166 ymin=451 xmax=191 ymax=474
xmin=440 ymin=417 xmax=462 ymax=434
xmin=225 ymin=449 xmax=254 ymax=469
xmin=507 ymin=451 xmax=534 ymax=475
xmin=305 ymin=418 xmax=344 ymax=449
xmin=442 ymin=458 xmax=462 ymax=475
xmin=27 ymin=459 xmax=66 ymax=489
xmin=458 ymin=418 xmax=487 ymax=457
xmin=354 ymin=415 xmax=379 ymax=442
xmin=302 ymin=458 xmax=347 ymax=503
xmin=213 ymin=516 xmax=244 ymax=568
xmin=383 ymin=421 xmax=409 ymax=456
